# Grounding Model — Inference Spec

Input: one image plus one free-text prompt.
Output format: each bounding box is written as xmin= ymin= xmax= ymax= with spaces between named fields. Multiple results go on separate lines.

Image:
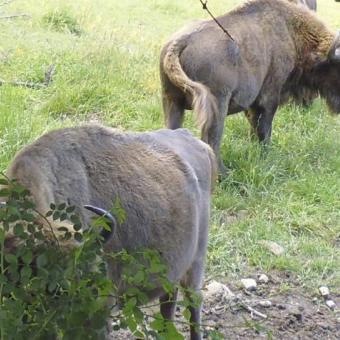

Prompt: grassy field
xmin=0 ymin=0 xmax=339 ymax=292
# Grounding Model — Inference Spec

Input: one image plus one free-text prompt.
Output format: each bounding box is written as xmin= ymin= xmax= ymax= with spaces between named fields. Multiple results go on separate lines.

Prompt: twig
xmin=44 ymin=64 xmax=56 ymax=86
xmin=0 ymin=64 xmax=56 ymax=89
xmin=240 ymin=303 xmax=267 ymax=319
xmin=199 ymin=0 xmax=235 ymax=41
xmin=0 ymin=79 xmax=46 ymax=89
xmin=0 ymin=13 xmax=30 ymax=19
xmin=33 ymin=208 xmax=60 ymax=248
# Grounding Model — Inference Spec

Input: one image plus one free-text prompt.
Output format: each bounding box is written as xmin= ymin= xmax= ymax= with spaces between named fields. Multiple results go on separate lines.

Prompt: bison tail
xmin=162 ymin=38 xmax=218 ymax=134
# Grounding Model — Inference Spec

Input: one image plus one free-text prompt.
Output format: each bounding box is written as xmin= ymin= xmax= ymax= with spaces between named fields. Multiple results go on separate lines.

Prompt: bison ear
xmin=84 ymin=205 xmax=117 ymax=242
xmin=329 ymin=31 xmax=340 ymax=62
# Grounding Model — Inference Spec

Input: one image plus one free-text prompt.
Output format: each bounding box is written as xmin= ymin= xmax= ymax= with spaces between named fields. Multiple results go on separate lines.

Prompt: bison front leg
xmin=245 ymin=103 xmax=278 ymax=143
xmin=181 ymin=259 xmax=206 ymax=340
xmin=160 ymin=288 xmax=178 ymax=320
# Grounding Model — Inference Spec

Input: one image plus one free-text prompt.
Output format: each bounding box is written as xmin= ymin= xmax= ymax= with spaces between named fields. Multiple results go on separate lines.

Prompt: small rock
xmin=241 ymin=278 xmax=257 ymax=291
xmin=258 ymin=274 xmax=269 ymax=284
xmin=203 ymin=280 xmax=234 ymax=300
xmin=289 ymin=307 xmax=303 ymax=322
xmin=257 ymin=300 xmax=272 ymax=308
xmin=319 ymin=286 xmax=330 ymax=299
xmin=277 ymin=304 xmax=286 ymax=310
xmin=258 ymin=240 xmax=285 ymax=256
xmin=325 ymin=300 xmax=336 ymax=310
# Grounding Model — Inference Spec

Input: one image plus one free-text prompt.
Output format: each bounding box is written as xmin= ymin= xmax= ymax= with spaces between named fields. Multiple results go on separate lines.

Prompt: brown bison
xmin=4 ymin=125 xmax=216 ymax=340
xmin=160 ymin=0 xmax=339 ymax=173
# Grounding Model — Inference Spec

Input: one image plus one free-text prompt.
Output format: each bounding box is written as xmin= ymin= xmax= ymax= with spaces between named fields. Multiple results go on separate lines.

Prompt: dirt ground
xmin=196 ymin=272 xmax=340 ymax=339
xmin=112 ymin=271 xmax=340 ymax=339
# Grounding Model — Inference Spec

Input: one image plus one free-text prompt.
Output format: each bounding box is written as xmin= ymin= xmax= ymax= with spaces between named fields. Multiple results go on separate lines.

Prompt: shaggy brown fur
xmin=160 ymin=0 xmax=340 ymax=174
xmin=4 ymin=125 xmax=216 ymax=340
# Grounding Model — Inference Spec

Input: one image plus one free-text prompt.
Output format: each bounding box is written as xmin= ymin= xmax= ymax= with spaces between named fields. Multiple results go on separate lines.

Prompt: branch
xmin=199 ymin=0 xmax=235 ymax=41
xmin=33 ymin=207 xmax=60 ymax=248
xmin=44 ymin=64 xmax=56 ymax=86
xmin=0 ymin=79 xmax=46 ymax=89
xmin=0 ymin=64 xmax=56 ymax=89
xmin=240 ymin=303 xmax=267 ymax=319
xmin=0 ymin=13 xmax=30 ymax=19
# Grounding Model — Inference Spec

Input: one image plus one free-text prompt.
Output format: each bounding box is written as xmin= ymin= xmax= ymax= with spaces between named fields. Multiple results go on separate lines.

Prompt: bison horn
xmin=84 ymin=205 xmax=117 ymax=242
xmin=329 ymin=31 xmax=340 ymax=61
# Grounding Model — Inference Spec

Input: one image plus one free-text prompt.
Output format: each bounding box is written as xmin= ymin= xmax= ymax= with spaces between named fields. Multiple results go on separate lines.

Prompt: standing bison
xmin=4 ymin=125 xmax=216 ymax=340
xmin=160 ymin=0 xmax=339 ymax=173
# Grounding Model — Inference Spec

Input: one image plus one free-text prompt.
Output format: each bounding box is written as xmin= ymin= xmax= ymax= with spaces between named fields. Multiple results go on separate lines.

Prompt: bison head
xmin=314 ymin=31 xmax=340 ymax=113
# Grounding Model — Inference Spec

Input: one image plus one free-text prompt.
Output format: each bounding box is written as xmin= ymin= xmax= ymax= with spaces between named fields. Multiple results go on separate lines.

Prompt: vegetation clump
xmin=42 ymin=9 xmax=82 ymax=35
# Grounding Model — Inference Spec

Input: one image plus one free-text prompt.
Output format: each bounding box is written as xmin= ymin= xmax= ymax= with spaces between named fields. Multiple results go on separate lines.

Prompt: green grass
xmin=0 ymin=0 xmax=339 ymax=290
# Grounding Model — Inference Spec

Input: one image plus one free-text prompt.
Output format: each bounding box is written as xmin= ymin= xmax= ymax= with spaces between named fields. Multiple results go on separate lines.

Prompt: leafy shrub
xmin=42 ymin=9 xmax=82 ymax=36
xmin=0 ymin=176 xmax=219 ymax=339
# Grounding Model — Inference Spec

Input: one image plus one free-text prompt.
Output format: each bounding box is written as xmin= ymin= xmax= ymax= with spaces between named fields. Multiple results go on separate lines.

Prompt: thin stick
xmin=0 ymin=13 xmax=30 ymax=19
xmin=241 ymin=303 xmax=268 ymax=319
xmin=0 ymin=79 xmax=46 ymax=89
xmin=199 ymin=0 xmax=235 ymax=41
xmin=0 ymin=64 xmax=56 ymax=89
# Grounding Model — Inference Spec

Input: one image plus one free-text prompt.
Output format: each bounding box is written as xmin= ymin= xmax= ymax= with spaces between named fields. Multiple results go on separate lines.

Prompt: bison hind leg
xmin=163 ymin=94 xmax=186 ymax=130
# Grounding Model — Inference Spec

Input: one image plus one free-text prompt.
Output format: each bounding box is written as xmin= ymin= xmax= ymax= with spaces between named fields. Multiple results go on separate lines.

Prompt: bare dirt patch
xmin=112 ymin=271 xmax=340 ymax=339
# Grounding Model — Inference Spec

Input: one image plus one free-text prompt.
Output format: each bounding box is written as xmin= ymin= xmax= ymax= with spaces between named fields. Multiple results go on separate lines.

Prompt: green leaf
xmin=45 ymin=210 xmax=53 ymax=217
xmin=50 ymin=203 xmax=56 ymax=210
xmin=66 ymin=205 xmax=75 ymax=213
xmin=183 ymin=308 xmax=191 ymax=321
xmin=126 ymin=317 xmax=137 ymax=333
xmin=36 ymin=254 xmax=48 ymax=267
xmin=150 ymin=313 xmax=165 ymax=332
xmin=21 ymin=200 xmax=35 ymax=209
xmin=0 ymin=178 xmax=9 ymax=185
xmin=74 ymin=232 xmax=83 ymax=242
xmin=0 ymin=188 xmax=10 ymax=197
xmin=52 ymin=211 xmax=60 ymax=220
xmin=48 ymin=280 xmax=57 ymax=293
xmin=20 ymin=266 xmax=32 ymax=280
xmin=21 ymin=250 xmax=33 ymax=265
xmin=0 ymin=273 xmax=8 ymax=284
xmin=70 ymin=214 xmax=80 ymax=224
xmin=5 ymin=253 xmax=18 ymax=265
xmin=57 ymin=203 xmax=66 ymax=211
xmin=73 ymin=223 xmax=82 ymax=231
xmin=13 ymin=223 xmax=24 ymax=237
xmin=22 ymin=212 xmax=35 ymax=222
xmin=60 ymin=212 xmax=68 ymax=221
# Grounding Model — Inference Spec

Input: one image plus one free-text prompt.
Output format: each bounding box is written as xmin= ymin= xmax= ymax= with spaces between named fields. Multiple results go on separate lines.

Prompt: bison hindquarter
xmin=160 ymin=0 xmax=340 ymax=175
xmin=4 ymin=124 xmax=216 ymax=340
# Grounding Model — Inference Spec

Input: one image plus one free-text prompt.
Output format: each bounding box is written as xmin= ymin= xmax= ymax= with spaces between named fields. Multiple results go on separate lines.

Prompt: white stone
xmin=203 ymin=280 xmax=234 ymax=300
xmin=319 ymin=286 xmax=330 ymax=298
xmin=258 ymin=240 xmax=285 ymax=256
xmin=258 ymin=300 xmax=272 ymax=308
xmin=241 ymin=278 xmax=257 ymax=291
xmin=325 ymin=300 xmax=336 ymax=310
xmin=258 ymin=274 xmax=269 ymax=284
